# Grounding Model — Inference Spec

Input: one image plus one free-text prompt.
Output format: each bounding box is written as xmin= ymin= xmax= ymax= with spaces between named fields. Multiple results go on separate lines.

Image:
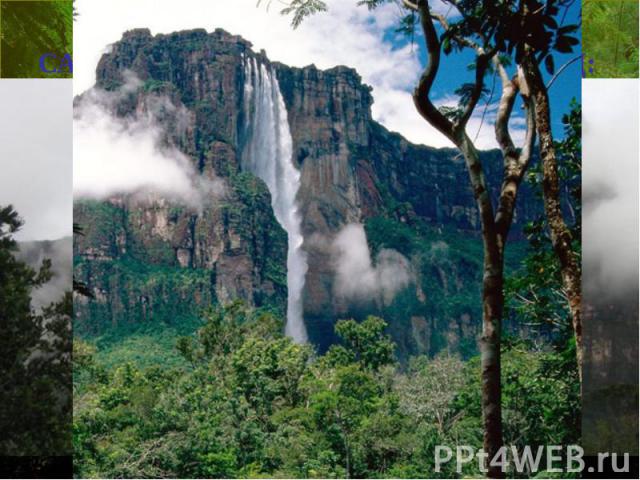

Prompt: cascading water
xmin=242 ymin=57 xmax=308 ymax=343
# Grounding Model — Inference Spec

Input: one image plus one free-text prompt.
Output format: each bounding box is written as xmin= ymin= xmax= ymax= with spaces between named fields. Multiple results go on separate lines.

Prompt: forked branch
xmin=402 ymin=0 xmax=419 ymax=11
xmin=412 ymin=0 xmax=455 ymax=140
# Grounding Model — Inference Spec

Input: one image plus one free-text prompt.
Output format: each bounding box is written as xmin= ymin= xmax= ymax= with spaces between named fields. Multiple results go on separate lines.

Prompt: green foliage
xmin=583 ymin=0 xmax=639 ymax=78
xmin=506 ymin=100 xmax=581 ymax=334
xmin=258 ymin=0 xmax=328 ymax=28
xmin=74 ymin=252 xmax=213 ymax=337
xmin=330 ymin=316 xmax=395 ymax=371
xmin=445 ymin=0 xmax=580 ymax=72
xmin=396 ymin=354 xmax=465 ymax=430
xmin=74 ymin=303 xmax=579 ymax=478
xmin=0 ymin=206 xmax=71 ymax=455
xmin=454 ymin=342 xmax=580 ymax=478
xmin=0 ymin=0 xmax=73 ymax=78
xmin=94 ymin=329 xmax=192 ymax=371
xmin=454 ymin=82 xmax=490 ymax=108
xmin=438 ymin=105 xmax=464 ymax=122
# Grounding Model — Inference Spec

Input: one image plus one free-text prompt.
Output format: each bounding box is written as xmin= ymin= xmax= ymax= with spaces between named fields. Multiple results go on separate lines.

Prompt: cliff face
xmin=74 ymin=28 xmax=536 ymax=356
xmin=75 ymin=29 xmax=289 ymax=336
xmin=273 ymin=60 xmax=536 ymax=351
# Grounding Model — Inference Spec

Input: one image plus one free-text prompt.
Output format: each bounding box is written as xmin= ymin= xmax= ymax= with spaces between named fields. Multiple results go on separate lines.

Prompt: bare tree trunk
xmin=480 ymin=251 xmax=504 ymax=478
xmin=481 ymin=248 xmax=505 ymax=478
xmin=457 ymin=133 xmax=506 ymax=478
xmin=408 ymin=3 xmax=534 ymax=476
xmin=523 ymin=55 xmax=583 ymax=383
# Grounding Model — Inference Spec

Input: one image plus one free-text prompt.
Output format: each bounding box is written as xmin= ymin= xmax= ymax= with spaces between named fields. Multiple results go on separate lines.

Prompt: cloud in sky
xmin=0 ymin=80 xmax=72 ymax=242
xmin=332 ymin=223 xmax=412 ymax=305
xmin=582 ymin=79 xmax=639 ymax=299
xmin=17 ymin=237 xmax=72 ymax=311
xmin=74 ymin=0 xmax=515 ymax=150
xmin=74 ymin=73 xmax=225 ymax=208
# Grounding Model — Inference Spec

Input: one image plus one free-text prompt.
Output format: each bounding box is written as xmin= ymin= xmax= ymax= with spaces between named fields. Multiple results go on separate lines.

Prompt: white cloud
xmin=0 ymin=80 xmax=72 ymax=242
xmin=73 ymin=74 xmax=225 ymax=208
xmin=332 ymin=223 xmax=412 ymax=305
xmin=75 ymin=0 xmax=492 ymax=149
xmin=582 ymin=79 xmax=639 ymax=298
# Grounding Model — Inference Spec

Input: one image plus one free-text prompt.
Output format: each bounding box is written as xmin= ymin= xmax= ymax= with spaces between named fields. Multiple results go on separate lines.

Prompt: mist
xmin=332 ymin=223 xmax=412 ymax=306
xmin=73 ymin=72 xmax=225 ymax=209
xmin=581 ymin=80 xmax=638 ymax=452
xmin=583 ymin=80 xmax=639 ymax=300
xmin=17 ymin=237 xmax=72 ymax=311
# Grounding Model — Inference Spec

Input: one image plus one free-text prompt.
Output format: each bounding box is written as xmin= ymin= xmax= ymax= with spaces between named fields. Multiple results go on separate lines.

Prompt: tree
xmin=520 ymin=53 xmax=583 ymax=382
xmin=0 ymin=205 xmax=72 ymax=456
xmin=309 ymin=364 xmax=380 ymax=478
xmin=466 ymin=0 xmax=583 ymax=383
xmin=269 ymin=3 xmax=585 ymax=475
xmin=326 ymin=316 xmax=396 ymax=372
xmin=396 ymin=354 xmax=465 ymax=433
xmin=74 ymin=295 xmax=583 ymax=478
xmin=506 ymin=100 xmax=581 ymax=354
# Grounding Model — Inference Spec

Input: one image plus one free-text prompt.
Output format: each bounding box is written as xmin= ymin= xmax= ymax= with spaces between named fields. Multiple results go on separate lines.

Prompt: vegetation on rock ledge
xmin=74 ymin=302 xmax=578 ymax=478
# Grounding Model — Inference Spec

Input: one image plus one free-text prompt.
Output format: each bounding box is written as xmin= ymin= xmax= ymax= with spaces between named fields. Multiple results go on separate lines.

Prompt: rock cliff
xmin=74 ymin=28 xmax=536 ymax=357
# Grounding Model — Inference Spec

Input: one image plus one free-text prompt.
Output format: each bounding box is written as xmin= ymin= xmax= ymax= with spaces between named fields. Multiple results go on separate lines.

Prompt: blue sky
xmin=390 ymin=1 xmax=582 ymax=141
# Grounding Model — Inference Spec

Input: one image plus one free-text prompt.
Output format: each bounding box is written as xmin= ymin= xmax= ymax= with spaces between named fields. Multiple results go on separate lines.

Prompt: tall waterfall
xmin=242 ymin=58 xmax=308 ymax=343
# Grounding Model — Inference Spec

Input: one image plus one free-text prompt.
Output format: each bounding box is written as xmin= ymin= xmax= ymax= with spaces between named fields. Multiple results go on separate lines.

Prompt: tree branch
xmin=493 ymin=62 xmax=536 ymax=240
xmin=414 ymin=0 xmax=496 ymax=242
xmin=429 ymin=12 xmax=494 ymax=132
xmin=546 ymin=54 xmax=582 ymax=90
xmin=474 ymin=68 xmax=497 ymax=143
xmin=413 ymin=0 xmax=455 ymax=140
xmin=402 ymin=0 xmax=419 ymax=11
xmin=457 ymin=52 xmax=491 ymax=130
xmin=494 ymin=64 xmax=518 ymax=156
xmin=493 ymin=55 xmax=510 ymax=86
xmin=431 ymin=13 xmax=482 ymax=52
xmin=518 ymin=94 xmax=536 ymax=169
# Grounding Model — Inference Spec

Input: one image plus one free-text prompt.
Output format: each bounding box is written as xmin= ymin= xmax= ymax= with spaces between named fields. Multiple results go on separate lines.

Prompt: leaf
xmin=395 ymin=13 xmax=417 ymax=38
xmin=558 ymin=24 xmax=579 ymax=35
xmin=443 ymin=36 xmax=452 ymax=55
xmin=554 ymin=38 xmax=574 ymax=54
xmin=562 ymin=36 xmax=580 ymax=47
xmin=438 ymin=105 xmax=463 ymax=121
xmin=356 ymin=0 xmax=384 ymax=10
xmin=545 ymin=54 xmax=555 ymax=75
xmin=542 ymin=15 xmax=558 ymax=30
xmin=280 ymin=0 xmax=328 ymax=29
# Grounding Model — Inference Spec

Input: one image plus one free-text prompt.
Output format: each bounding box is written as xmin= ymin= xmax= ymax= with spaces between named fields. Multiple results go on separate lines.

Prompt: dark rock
xmin=75 ymin=28 xmax=538 ymax=357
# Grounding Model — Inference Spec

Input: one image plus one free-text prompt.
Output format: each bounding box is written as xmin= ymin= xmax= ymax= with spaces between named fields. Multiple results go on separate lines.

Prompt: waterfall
xmin=242 ymin=57 xmax=308 ymax=343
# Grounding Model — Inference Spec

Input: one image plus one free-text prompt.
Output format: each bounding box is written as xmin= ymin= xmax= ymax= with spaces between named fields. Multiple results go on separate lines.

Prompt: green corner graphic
xmin=0 ymin=0 xmax=73 ymax=78
xmin=583 ymin=0 xmax=640 ymax=78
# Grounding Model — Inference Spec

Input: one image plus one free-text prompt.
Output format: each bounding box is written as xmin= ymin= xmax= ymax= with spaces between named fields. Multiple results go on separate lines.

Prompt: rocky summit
xmin=74 ymin=28 xmax=537 ymax=359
